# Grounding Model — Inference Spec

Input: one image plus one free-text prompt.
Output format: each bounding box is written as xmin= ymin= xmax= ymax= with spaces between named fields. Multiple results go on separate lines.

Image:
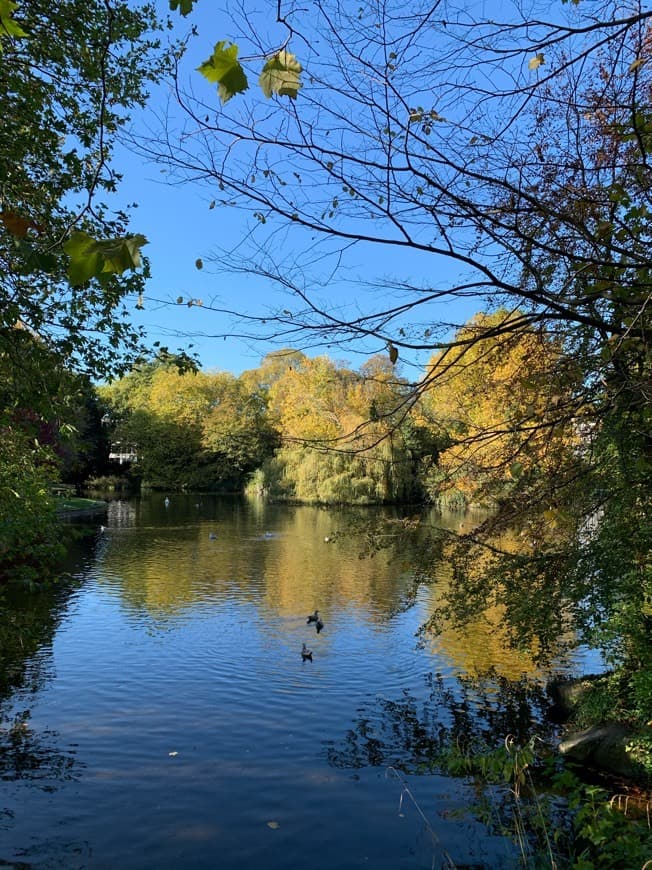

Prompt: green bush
xmin=0 ymin=428 xmax=63 ymax=585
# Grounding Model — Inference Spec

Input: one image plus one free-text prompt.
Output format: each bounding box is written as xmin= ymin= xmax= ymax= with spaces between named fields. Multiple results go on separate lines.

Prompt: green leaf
xmin=0 ymin=0 xmax=27 ymax=44
xmin=259 ymin=50 xmax=302 ymax=99
xmin=63 ymin=232 xmax=103 ymax=285
xmin=169 ymin=0 xmax=195 ymax=15
xmin=97 ymin=234 xmax=148 ymax=275
xmin=63 ymin=231 xmax=147 ymax=286
xmin=197 ymin=41 xmax=248 ymax=104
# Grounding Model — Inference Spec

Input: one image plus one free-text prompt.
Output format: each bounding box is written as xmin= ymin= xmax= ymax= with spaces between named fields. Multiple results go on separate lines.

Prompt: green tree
xmin=201 ymin=373 xmax=279 ymax=474
xmin=1 ymin=0 xmax=167 ymax=381
xmin=0 ymin=1 xmax=170 ymax=581
xmin=1 ymin=326 xmax=117 ymax=582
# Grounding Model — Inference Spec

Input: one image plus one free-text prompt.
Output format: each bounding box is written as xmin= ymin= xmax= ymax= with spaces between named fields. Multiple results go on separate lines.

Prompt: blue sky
xmin=116 ymin=1 xmax=479 ymax=376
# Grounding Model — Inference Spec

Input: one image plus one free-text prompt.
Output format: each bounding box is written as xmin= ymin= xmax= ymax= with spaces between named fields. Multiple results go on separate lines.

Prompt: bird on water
xmin=306 ymin=610 xmax=319 ymax=624
xmin=301 ymin=643 xmax=313 ymax=661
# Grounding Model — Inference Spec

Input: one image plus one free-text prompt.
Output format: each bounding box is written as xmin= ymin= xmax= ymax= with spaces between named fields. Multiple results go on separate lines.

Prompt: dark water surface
xmin=0 ymin=496 xmax=597 ymax=868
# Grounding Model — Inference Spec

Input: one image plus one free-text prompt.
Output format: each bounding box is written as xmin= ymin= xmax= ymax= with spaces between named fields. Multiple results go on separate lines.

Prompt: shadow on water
xmin=0 ymin=537 xmax=95 ymax=796
xmin=326 ymin=671 xmax=552 ymax=771
xmin=0 ymin=535 xmax=99 ymax=867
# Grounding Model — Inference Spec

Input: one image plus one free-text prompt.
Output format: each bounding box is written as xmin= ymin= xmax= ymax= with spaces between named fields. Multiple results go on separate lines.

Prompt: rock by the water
xmin=546 ymin=674 xmax=604 ymax=722
xmin=559 ymin=724 xmax=645 ymax=780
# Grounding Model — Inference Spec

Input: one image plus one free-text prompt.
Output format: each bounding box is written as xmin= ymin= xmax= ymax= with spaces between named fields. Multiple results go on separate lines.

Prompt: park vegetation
xmin=0 ymin=0 xmax=650 ymax=858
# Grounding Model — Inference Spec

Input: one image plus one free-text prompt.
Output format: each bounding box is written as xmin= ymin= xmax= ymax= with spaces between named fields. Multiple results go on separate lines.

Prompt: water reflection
xmin=0 ymin=496 xmax=594 ymax=869
xmin=326 ymin=671 xmax=551 ymax=771
xmin=0 ymin=709 xmax=82 ymax=787
xmin=96 ymin=498 xmax=418 ymax=625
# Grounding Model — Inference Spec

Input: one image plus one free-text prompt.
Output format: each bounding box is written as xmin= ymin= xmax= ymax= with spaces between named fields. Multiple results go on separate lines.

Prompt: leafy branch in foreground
xmin=62 ymin=232 xmax=148 ymax=287
xmin=1 ymin=0 xmax=168 ymax=379
xmin=0 ymin=0 xmax=26 ymax=43
xmin=0 ymin=0 xmax=169 ymax=582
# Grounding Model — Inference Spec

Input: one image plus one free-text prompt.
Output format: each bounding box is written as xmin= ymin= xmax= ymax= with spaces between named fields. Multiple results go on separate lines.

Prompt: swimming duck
xmin=306 ymin=610 xmax=319 ymax=624
xmin=301 ymin=643 xmax=313 ymax=662
xmin=315 ymin=617 xmax=324 ymax=633
xmin=208 ymin=532 xmax=217 ymax=540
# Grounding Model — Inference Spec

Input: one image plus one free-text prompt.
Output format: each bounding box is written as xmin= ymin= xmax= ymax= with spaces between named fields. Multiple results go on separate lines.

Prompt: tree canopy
xmin=1 ymin=0 xmax=167 ymax=387
xmin=0 ymin=0 xmax=170 ymax=581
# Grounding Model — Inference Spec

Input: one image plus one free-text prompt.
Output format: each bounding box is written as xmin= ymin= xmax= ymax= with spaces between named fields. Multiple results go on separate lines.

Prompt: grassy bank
xmin=54 ymin=496 xmax=107 ymax=516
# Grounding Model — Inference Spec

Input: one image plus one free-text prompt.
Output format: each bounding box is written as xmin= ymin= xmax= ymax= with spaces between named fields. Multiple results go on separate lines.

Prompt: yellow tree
xmin=147 ymin=369 xmax=221 ymax=427
xmin=254 ymin=352 xmax=422 ymax=503
xmin=421 ymin=310 xmax=580 ymax=508
xmin=101 ymin=362 xmax=227 ymax=489
xmin=268 ymin=355 xmax=349 ymax=442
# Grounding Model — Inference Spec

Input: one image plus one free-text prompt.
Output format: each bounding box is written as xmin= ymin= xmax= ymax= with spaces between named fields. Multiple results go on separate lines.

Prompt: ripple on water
xmin=1 ymin=498 xmax=580 ymax=869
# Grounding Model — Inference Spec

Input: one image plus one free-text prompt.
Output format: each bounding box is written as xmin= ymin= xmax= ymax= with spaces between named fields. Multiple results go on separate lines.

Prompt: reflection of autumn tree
xmin=97 ymin=503 xmax=416 ymax=622
xmin=411 ymin=519 xmax=579 ymax=665
xmin=425 ymin=598 xmax=545 ymax=683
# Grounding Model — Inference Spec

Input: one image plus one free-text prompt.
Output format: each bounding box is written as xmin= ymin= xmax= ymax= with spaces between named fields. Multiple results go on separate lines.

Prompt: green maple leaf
xmin=197 ymin=41 xmax=248 ymax=103
xmin=259 ymin=50 xmax=302 ymax=99
xmin=169 ymin=0 xmax=195 ymax=16
xmin=96 ymin=234 xmax=148 ymax=275
xmin=0 ymin=0 xmax=27 ymax=45
xmin=63 ymin=232 xmax=103 ymax=285
xmin=63 ymin=231 xmax=147 ymax=286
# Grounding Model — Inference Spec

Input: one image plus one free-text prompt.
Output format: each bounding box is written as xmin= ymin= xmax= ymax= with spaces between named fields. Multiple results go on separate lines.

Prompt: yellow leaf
xmin=629 ymin=58 xmax=646 ymax=73
xmin=528 ymin=53 xmax=544 ymax=71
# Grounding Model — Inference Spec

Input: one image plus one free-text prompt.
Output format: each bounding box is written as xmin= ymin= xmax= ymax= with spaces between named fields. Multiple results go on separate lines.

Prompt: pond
xmin=0 ymin=496 xmax=597 ymax=869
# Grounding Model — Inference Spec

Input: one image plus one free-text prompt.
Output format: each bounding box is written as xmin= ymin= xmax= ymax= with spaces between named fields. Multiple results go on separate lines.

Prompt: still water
xmin=0 ymin=496 xmax=594 ymax=868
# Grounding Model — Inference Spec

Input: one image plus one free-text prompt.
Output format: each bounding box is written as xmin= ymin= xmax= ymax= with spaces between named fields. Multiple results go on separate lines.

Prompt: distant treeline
xmin=97 ymin=309 xmax=573 ymax=508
